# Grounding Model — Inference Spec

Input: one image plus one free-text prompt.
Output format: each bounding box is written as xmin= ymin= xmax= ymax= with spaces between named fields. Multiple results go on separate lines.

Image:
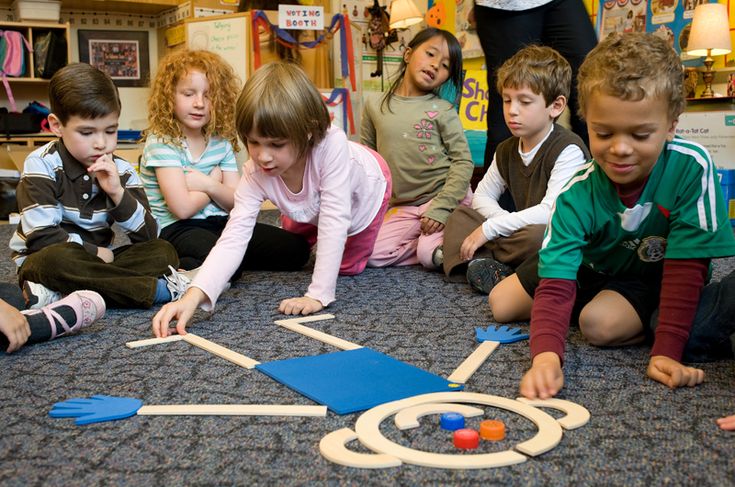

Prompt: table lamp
xmin=389 ymin=0 xmax=423 ymax=30
xmin=685 ymin=2 xmax=732 ymax=98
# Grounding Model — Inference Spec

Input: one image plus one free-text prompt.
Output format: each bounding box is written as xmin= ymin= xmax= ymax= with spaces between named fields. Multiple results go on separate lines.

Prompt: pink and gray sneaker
xmin=21 ymin=290 xmax=106 ymax=339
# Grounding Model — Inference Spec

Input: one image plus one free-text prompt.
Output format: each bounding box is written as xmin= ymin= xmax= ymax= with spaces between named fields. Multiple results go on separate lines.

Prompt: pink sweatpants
xmin=280 ymin=150 xmax=392 ymax=276
xmin=367 ymin=189 xmax=473 ymax=269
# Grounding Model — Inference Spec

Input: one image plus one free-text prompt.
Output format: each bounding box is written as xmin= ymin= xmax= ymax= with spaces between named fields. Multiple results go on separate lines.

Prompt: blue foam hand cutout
xmin=475 ymin=325 xmax=529 ymax=344
xmin=49 ymin=395 xmax=143 ymax=425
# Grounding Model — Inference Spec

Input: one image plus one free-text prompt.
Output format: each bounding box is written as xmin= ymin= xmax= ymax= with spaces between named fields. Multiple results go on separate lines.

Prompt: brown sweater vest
xmin=495 ymin=125 xmax=590 ymax=211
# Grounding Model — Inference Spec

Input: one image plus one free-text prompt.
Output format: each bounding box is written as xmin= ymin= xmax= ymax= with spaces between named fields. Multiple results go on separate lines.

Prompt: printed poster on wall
xmin=459 ymin=69 xmax=489 ymax=131
xmin=455 ymin=0 xmax=483 ymax=59
xmin=598 ymin=0 xmax=648 ymax=38
xmin=597 ymin=0 xmax=714 ymax=62
xmin=677 ymin=111 xmax=735 ymax=169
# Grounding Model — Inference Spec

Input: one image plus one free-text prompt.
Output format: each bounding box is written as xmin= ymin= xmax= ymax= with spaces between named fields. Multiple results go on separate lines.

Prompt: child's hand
xmin=0 ymin=299 xmax=30 ymax=353
xmin=279 ymin=296 xmax=324 ymax=316
xmin=97 ymin=247 xmax=114 ymax=263
xmin=209 ymin=166 xmax=223 ymax=183
xmin=184 ymin=167 xmax=220 ymax=193
xmin=716 ymin=415 xmax=735 ymax=431
xmin=460 ymin=226 xmax=489 ymax=261
xmin=87 ymin=154 xmax=124 ymax=205
xmin=520 ymin=352 xmax=564 ymax=399
xmin=151 ymin=287 xmax=206 ymax=337
xmin=420 ymin=216 xmax=445 ymax=235
xmin=646 ymin=355 xmax=704 ymax=389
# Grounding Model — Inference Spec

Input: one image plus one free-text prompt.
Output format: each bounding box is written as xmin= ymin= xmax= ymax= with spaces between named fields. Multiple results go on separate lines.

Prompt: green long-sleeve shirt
xmin=361 ymin=92 xmax=474 ymax=224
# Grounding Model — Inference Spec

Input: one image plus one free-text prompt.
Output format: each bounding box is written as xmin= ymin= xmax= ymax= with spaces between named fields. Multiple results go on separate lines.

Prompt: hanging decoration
xmin=365 ymin=0 xmax=397 ymax=78
xmin=322 ymin=87 xmax=355 ymax=135
xmin=251 ymin=10 xmax=356 ymax=91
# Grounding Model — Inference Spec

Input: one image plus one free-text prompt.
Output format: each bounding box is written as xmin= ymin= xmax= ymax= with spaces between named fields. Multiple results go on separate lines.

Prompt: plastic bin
xmin=12 ymin=0 xmax=61 ymax=22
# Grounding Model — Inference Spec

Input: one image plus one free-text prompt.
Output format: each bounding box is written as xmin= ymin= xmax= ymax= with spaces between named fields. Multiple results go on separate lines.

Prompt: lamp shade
xmin=686 ymin=2 xmax=732 ymax=57
xmin=389 ymin=0 xmax=423 ymax=29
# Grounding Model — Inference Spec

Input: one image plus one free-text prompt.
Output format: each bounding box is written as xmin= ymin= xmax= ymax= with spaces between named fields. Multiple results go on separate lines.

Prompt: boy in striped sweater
xmin=10 ymin=63 xmax=188 ymax=310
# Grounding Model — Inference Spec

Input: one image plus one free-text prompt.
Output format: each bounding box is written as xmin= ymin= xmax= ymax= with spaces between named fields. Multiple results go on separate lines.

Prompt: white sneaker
xmin=179 ymin=266 xmax=200 ymax=282
xmin=23 ymin=281 xmax=62 ymax=310
xmin=164 ymin=265 xmax=192 ymax=302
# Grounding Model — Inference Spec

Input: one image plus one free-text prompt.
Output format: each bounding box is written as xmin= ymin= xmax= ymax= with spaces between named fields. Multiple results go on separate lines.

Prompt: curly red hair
xmin=145 ymin=49 xmax=240 ymax=151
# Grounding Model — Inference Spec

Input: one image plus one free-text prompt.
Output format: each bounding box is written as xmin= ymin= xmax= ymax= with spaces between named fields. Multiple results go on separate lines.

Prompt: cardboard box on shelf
xmin=11 ymin=0 xmax=61 ymax=22
xmin=0 ymin=145 xmax=30 ymax=175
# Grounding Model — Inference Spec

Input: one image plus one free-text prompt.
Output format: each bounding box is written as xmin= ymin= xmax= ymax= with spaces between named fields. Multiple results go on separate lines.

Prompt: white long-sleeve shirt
xmin=191 ymin=126 xmax=387 ymax=309
xmin=472 ymin=126 xmax=586 ymax=241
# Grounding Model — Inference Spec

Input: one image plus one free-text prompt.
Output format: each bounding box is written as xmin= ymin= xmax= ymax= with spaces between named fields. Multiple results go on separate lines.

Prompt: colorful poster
xmin=599 ymin=0 xmax=648 ymax=39
xmin=455 ymin=0 xmax=483 ymax=59
xmin=459 ymin=69 xmax=489 ymax=131
xmin=597 ymin=0 xmax=719 ymax=60
xmin=676 ymin=111 xmax=735 ymax=169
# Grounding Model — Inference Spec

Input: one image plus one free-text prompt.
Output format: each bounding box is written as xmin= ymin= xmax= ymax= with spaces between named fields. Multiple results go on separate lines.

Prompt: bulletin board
xmin=186 ymin=12 xmax=250 ymax=86
xmin=595 ymin=0 xmax=732 ymax=65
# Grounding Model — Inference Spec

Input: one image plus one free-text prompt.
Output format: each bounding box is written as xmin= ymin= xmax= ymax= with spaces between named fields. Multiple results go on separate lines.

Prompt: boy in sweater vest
xmin=489 ymin=33 xmax=735 ymax=400
xmin=441 ymin=45 xmax=589 ymax=292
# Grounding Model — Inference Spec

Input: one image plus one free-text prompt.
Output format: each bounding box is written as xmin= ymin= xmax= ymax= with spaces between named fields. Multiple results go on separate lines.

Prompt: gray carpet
xmin=1 ymin=219 xmax=734 ymax=486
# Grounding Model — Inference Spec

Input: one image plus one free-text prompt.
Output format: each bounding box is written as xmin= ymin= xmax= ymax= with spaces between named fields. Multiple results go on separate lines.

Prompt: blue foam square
xmin=255 ymin=347 xmax=463 ymax=415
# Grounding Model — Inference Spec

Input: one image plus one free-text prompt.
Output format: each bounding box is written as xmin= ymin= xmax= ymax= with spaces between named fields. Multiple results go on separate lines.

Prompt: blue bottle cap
xmin=440 ymin=412 xmax=465 ymax=431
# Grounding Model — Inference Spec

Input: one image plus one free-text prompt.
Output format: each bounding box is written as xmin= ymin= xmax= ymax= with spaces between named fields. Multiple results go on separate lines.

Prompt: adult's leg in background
xmin=474 ymin=5 xmax=546 ymax=170
xmin=540 ymin=0 xmax=598 ymax=150
xmin=474 ymin=0 xmax=597 ymax=169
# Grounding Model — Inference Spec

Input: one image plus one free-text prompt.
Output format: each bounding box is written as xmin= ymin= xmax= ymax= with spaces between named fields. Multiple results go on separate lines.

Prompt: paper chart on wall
xmin=186 ymin=13 xmax=249 ymax=86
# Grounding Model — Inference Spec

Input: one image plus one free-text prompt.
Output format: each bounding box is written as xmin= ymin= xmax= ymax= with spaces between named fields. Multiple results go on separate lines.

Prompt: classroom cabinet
xmin=0 ymin=20 xmax=70 ymax=83
xmin=60 ymin=0 xmax=178 ymax=16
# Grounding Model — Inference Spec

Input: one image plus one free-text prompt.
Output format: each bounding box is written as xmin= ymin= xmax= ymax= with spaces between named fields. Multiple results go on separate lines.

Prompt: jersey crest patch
xmin=637 ymin=236 xmax=667 ymax=262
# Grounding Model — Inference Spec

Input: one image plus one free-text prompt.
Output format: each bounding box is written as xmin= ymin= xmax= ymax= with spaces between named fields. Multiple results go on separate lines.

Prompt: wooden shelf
xmin=0 ymin=21 xmax=70 ymax=83
xmin=2 ymin=78 xmax=51 ymax=83
xmin=687 ymin=96 xmax=735 ymax=104
xmin=60 ymin=0 xmax=179 ymax=15
xmin=686 ymin=96 xmax=735 ymax=112
xmin=0 ymin=134 xmax=55 ymax=147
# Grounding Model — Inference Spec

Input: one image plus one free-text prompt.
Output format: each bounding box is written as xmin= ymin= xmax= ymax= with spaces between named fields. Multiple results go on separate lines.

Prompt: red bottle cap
xmin=453 ymin=428 xmax=479 ymax=449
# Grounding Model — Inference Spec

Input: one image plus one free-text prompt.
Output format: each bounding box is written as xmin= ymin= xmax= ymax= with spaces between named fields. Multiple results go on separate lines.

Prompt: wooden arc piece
xmin=319 ymin=428 xmax=402 ymax=468
xmin=353 ymin=392 xmax=564 ymax=469
xmin=516 ymin=397 xmax=591 ymax=430
xmin=393 ymin=403 xmax=484 ymax=430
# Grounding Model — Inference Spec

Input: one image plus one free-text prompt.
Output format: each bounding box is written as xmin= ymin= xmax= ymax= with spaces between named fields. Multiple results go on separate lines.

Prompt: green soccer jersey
xmin=539 ymin=137 xmax=735 ymax=280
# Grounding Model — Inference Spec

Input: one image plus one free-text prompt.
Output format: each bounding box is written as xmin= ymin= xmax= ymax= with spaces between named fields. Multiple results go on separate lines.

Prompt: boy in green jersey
xmin=487 ymin=32 xmax=735 ymax=400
